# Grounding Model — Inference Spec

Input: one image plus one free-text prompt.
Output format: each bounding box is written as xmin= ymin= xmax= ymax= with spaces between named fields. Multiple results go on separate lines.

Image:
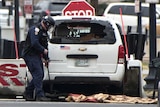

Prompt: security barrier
xmin=0 ymin=39 xmax=24 ymax=59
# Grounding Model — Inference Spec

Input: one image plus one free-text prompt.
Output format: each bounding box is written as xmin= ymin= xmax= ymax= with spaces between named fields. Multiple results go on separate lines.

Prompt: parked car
xmin=43 ymin=15 xmax=125 ymax=94
xmin=32 ymin=0 xmax=70 ymax=24
xmin=103 ymin=2 xmax=160 ymax=35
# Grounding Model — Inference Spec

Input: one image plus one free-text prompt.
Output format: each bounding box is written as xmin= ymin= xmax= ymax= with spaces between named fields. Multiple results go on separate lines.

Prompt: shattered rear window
xmin=50 ymin=20 xmax=116 ymax=44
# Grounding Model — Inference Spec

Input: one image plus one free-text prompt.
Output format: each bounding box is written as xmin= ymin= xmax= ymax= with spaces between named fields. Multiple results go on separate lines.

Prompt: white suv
xmin=42 ymin=15 xmax=126 ymax=94
xmin=103 ymin=2 xmax=160 ymax=34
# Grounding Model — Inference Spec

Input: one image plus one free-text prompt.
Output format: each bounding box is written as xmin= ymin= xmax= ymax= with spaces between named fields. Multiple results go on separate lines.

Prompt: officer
xmin=22 ymin=16 xmax=55 ymax=101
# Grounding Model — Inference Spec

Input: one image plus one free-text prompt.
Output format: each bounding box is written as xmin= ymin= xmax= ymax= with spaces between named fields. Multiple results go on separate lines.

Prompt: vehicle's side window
xmin=108 ymin=5 xmax=150 ymax=17
xmin=107 ymin=3 xmax=157 ymax=17
xmin=124 ymin=6 xmax=136 ymax=16
xmin=108 ymin=5 xmax=125 ymax=14
xmin=108 ymin=5 xmax=136 ymax=16
xmin=116 ymin=24 xmax=122 ymax=35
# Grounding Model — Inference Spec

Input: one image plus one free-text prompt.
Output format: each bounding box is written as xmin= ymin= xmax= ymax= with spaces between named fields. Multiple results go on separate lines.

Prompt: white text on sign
xmin=64 ymin=10 xmax=93 ymax=16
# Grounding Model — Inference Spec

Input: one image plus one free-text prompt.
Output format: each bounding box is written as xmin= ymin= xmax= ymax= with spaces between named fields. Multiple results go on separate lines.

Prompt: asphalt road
xmin=0 ymin=100 xmax=157 ymax=107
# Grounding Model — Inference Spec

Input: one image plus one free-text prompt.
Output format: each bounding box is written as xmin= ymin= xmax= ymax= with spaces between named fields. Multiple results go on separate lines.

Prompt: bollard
xmin=144 ymin=53 xmax=160 ymax=95
xmin=144 ymin=57 xmax=160 ymax=98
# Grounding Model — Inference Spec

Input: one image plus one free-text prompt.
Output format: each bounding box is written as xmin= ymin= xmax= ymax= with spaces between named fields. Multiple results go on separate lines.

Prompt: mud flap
xmin=124 ymin=59 xmax=145 ymax=97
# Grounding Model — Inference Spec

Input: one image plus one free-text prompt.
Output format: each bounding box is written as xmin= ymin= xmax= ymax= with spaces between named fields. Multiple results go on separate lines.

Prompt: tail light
xmin=118 ymin=45 xmax=125 ymax=64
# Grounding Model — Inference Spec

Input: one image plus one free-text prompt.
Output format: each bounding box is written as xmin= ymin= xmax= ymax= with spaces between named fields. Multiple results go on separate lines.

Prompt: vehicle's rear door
xmin=48 ymin=19 xmax=123 ymax=74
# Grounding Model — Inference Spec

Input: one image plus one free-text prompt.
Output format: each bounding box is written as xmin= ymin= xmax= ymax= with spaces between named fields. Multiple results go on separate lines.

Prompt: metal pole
xmin=135 ymin=1 xmax=143 ymax=60
xmin=149 ymin=4 xmax=157 ymax=61
xmin=144 ymin=3 xmax=157 ymax=91
xmin=137 ymin=1 xmax=142 ymax=34
xmin=14 ymin=0 xmax=20 ymax=42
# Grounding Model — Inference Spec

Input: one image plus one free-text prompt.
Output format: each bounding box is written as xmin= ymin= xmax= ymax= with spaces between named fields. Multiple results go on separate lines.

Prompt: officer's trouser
xmin=23 ymin=55 xmax=44 ymax=98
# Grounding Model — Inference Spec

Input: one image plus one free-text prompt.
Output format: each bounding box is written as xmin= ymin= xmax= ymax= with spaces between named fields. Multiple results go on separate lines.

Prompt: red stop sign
xmin=62 ymin=0 xmax=95 ymax=16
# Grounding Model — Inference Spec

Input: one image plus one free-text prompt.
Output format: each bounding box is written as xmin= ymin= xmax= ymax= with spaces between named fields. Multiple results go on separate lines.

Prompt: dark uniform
xmin=23 ymin=16 xmax=55 ymax=101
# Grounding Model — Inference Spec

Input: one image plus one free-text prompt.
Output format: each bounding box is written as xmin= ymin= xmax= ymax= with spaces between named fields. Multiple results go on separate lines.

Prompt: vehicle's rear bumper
xmin=43 ymin=76 xmax=121 ymax=86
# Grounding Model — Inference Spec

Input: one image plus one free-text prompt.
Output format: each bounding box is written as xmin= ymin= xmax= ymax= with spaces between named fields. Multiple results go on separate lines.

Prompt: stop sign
xmin=62 ymin=0 xmax=95 ymax=16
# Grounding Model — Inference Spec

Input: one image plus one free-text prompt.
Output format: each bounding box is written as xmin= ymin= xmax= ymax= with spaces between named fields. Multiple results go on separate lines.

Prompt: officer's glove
xmin=44 ymin=60 xmax=50 ymax=68
xmin=44 ymin=49 xmax=48 ymax=55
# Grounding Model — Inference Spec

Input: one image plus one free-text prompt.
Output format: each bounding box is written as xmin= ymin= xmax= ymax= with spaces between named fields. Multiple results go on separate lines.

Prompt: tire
xmin=107 ymin=84 xmax=124 ymax=95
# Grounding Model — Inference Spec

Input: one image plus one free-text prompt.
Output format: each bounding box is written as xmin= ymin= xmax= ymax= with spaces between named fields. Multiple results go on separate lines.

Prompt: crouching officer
xmin=22 ymin=16 xmax=55 ymax=101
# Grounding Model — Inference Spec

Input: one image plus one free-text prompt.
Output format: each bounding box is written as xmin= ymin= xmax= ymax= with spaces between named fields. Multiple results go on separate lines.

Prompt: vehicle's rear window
xmin=50 ymin=20 xmax=116 ymax=44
